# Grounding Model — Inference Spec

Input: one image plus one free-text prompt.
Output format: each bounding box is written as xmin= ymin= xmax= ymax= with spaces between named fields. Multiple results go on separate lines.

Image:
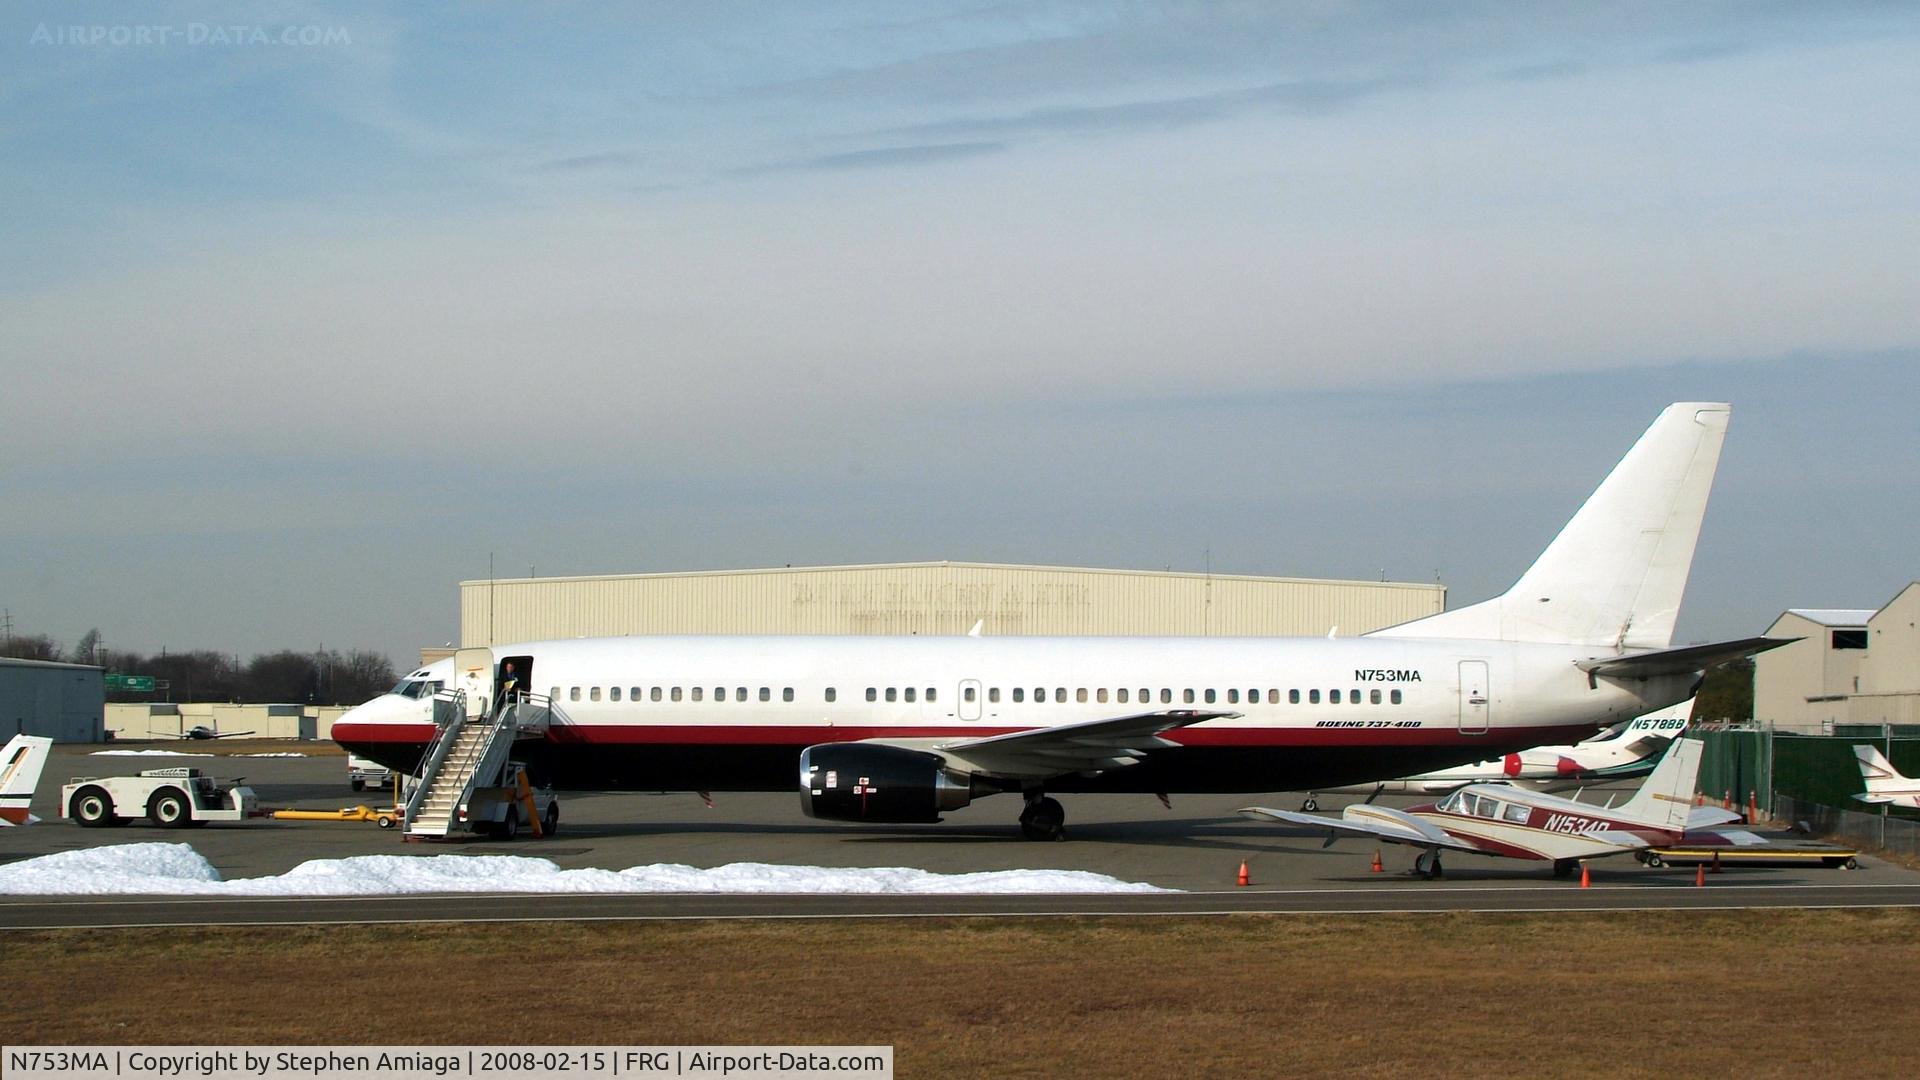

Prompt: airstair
xmin=403 ymin=688 xmax=551 ymax=839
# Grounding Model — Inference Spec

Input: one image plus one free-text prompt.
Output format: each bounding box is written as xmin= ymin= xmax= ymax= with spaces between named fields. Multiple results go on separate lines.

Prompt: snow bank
xmin=0 ymin=843 xmax=1173 ymax=896
xmin=237 ymin=753 xmax=307 ymax=758
xmin=90 ymin=749 xmax=213 ymax=758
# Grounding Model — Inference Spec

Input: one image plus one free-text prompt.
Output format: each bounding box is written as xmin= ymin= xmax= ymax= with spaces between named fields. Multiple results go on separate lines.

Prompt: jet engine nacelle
xmin=798 ymin=743 xmax=975 ymax=823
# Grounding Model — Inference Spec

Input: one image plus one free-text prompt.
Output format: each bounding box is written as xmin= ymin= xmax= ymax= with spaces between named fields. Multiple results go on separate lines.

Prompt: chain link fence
xmin=1771 ymin=792 xmax=1920 ymax=860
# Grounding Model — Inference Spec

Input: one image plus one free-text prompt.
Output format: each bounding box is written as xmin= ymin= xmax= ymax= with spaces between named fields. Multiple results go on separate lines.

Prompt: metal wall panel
xmin=459 ymin=563 xmax=1445 ymax=646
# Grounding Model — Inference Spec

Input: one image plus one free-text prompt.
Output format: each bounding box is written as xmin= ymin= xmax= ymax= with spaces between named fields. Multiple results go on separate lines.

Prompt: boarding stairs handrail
xmin=402 ymin=689 xmax=470 ymax=827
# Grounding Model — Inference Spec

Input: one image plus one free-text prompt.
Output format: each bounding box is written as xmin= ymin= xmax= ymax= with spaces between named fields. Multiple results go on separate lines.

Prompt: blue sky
xmin=2 ymin=3 xmax=1916 ymax=662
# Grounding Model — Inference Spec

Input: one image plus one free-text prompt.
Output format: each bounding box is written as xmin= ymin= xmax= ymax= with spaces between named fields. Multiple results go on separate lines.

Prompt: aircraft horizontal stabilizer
xmin=1576 ymin=637 xmax=1795 ymax=680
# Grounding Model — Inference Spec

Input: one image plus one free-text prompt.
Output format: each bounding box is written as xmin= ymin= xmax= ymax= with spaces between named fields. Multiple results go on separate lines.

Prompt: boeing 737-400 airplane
xmin=334 ymin=403 xmax=1787 ymax=839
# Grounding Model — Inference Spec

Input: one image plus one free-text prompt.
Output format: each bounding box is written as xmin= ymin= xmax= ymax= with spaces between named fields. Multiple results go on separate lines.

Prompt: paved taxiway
xmin=5 ymin=743 xmax=1916 ymax=927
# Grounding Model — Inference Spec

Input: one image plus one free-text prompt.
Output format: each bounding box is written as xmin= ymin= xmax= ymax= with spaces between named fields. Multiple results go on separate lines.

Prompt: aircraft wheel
xmin=1644 ymin=853 xmax=1664 ymax=869
xmin=1019 ymin=796 xmax=1066 ymax=841
xmin=1301 ymin=797 xmax=1319 ymax=812
xmin=71 ymin=786 xmax=115 ymax=828
xmin=1553 ymin=859 xmax=1577 ymax=879
xmin=542 ymin=800 xmax=559 ymax=836
xmin=498 ymin=806 xmax=519 ymax=841
xmin=147 ymin=788 xmax=192 ymax=829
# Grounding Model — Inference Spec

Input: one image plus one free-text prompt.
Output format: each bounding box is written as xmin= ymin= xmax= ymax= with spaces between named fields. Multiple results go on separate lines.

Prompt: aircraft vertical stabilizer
xmin=1370 ymin=403 xmax=1729 ymax=649
xmin=0 ymin=734 xmax=54 ymax=826
xmin=1616 ymin=737 xmax=1703 ymax=831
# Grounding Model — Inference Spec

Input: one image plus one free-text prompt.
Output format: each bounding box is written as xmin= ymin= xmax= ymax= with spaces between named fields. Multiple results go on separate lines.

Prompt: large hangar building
xmin=1755 ymin=581 xmax=1920 ymax=732
xmin=0 ymin=656 xmax=105 ymax=742
xmin=455 ymin=562 xmax=1446 ymax=648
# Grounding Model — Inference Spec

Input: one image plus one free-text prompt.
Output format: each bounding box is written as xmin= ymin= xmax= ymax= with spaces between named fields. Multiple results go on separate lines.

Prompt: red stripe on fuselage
xmin=334 ymin=721 xmax=1599 ymax=749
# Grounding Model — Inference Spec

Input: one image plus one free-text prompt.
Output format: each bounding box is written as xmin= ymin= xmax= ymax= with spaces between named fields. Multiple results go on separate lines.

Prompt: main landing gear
xmin=1413 ymin=849 xmax=1444 ymax=880
xmin=1300 ymin=795 xmax=1320 ymax=812
xmin=1019 ymin=792 xmax=1066 ymax=841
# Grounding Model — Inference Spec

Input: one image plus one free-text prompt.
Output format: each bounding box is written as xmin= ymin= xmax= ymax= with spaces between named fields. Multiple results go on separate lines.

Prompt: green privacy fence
xmin=1694 ymin=727 xmax=1920 ymax=816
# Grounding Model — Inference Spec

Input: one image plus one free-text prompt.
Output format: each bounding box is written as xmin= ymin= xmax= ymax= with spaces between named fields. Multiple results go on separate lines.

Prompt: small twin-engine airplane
xmin=0 ymin=734 xmax=55 ymax=826
xmin=1242 ymin=737 xmax=1758 ymax=878
xmin=1292 ymin=698 xmax=1694 ymax=809
xmin=148 ymin=725 xmax=256 ymax=740
xmin=1853 ymin=746 xmax=1920 ymax=809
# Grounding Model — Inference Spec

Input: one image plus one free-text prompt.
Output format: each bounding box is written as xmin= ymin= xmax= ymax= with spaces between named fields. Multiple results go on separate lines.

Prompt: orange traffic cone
xmin=1695 ymin=863 xmax=1706 ymax=887
xmin=1237 ymin=860 xmax=1250 ymax=887
xmin=1579 ymin=862 xmax=1591 ymax=888
xmin=1370 ymin=850 xmax=1384 ymax=873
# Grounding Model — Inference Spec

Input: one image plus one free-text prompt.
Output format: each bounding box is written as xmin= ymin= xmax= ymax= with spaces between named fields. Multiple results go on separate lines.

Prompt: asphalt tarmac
xmin=5 ymin=742 xmax=1916 ymax=928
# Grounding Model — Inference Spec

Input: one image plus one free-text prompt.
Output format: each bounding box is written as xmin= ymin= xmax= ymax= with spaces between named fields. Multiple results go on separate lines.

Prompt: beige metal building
xmin=456 ymin=562 xmax=1446 ymax=648
xmin=1754 ymin=582 xmax=1920 ymax=731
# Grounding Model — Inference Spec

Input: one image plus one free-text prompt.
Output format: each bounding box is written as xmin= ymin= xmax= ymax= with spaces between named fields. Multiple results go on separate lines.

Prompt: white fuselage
xmin=333 ymin=633 xmax=1692 ymax=795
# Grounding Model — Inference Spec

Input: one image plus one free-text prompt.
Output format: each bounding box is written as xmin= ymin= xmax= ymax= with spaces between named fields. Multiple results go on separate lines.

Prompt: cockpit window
xmin=389 ymin=679 xmax=442 ymax=700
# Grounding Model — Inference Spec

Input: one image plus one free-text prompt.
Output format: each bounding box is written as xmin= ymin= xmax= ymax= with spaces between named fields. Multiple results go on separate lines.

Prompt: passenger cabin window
xmin=964 ymin=686 xmax=977 ymax=703
xmin=904 ymin=687 xmax=916 ymax=703
xmin=1076 ymin=688 xmax=1088 ymax=704
xmin=691 ymin=687 xmax=703 ymax=702
xmin=1289 ymin=689 xmax=1300 ymax=704
xmin=783 ymin=688 xmax=794 ymax=702
xmin=1390 ymin=689 xmax=1402 ymax=705
xmin=926 ymin=688 xmax=936 ymax=702
xmin=1013 ymin=688 xmax=1025 ymax=703
xmin=670 ymin=687 xmax=683 ymax=702
xmin=608 ymin=687 xmax=620 ymax=702
xmin=1097 ymin=688 xmax=1109 ymax=704
xmin=1159 ymin=689 xmax=1172 ymax=704
xmin=759 ymin=687 xmax=770 ymax=702
xmin=1370 ymin=689 xmax=1382 ymax=705
xmin=825 ymin=688 xmax=837 ymax=703
xmin=651 ymin=687 xmax=662 ymax=702
xmin=1475 ymin=798 xmax=1500 ymax=819
xmin=569 ymin=687 xmax=581 ymax=702
xmin=1227 ymin=689 xmax=1239 ymax=704
xmin=1117 ymin=688 xmax=1130 ymax=704
xmin=1503 ymin=802 xmax=1530 ymax=823
xmin=1204 ymin=689 xmax=1216 ymax=704
xmin=886 ymin=688 xmax=898 ymax=703
xmin=866 ymin=688 xmax=877 ymax=702
xmin=988 ymin=688 xmax=1000 ymax=703
xmin=549 ymin=686 xmax=561 ymax=700
xmin=1309 ymin=690 xmax=1320 ymax=704
xmin=736 ymin=687 xmax=747 ymax=702
xmin=630 ymin=686 xmax=641 ymax=700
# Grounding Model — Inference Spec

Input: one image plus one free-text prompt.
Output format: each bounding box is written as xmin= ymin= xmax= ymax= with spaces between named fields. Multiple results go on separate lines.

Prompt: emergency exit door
xmin=1457 ymin=661 xmax=1490 ymax=735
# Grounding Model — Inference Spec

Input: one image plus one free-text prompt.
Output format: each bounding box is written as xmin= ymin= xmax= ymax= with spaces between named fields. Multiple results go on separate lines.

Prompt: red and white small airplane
xmin=1853 ymin=746 xmax=1920 ymax=809
xmin=1293 ymin=698 xmax=1695 ymax=808
xmin=148 ymin=725 xmax=256 ymax=740
xmin=0 ymin=735 xmax=54 ymax=826
xmin=1242 ymin=737 xmax=1756 ymax=878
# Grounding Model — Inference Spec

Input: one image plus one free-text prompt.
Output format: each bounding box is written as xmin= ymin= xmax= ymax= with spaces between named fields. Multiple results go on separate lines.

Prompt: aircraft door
xmin=1458 ymin=660 xmax=1490 ymax=735
xmin=454 ymin=647 xmax=495 ymax=719
xmin=959 ymin=679 xmax=983 ymax=721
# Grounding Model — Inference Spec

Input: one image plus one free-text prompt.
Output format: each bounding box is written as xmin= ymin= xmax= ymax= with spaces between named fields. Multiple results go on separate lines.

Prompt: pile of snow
xmin=0 ymin=843 xmax=1174 ymax=896
xmin=91 ymin=749 xmax=213 ymax=758
xmin=237 ymin=752 xmax=307 ymax=758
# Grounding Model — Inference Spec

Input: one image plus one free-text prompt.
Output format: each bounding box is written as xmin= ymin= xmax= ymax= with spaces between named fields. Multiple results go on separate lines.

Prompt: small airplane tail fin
xmin=1855 ymin=745 xmax=1911 ymax=794
xmin=1617 ymin=737 xmax=1704 ymax=831
xmin=0 ymin=734 xmax=54 ymax=826
xmin=1370 ymin=403 xmax=1729 ymax=649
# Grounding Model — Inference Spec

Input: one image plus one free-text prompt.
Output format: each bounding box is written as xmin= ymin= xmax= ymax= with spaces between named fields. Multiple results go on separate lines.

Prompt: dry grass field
xmin=4 ymin=910 xmax=1917 ymax=1077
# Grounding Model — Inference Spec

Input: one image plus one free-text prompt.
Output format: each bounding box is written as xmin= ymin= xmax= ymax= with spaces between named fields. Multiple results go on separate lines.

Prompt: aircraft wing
xmin=213 ymin=730 xmax=256 ymax=738
xmin=1854 ymin=793 xmax=1895 ymax=805
xmin=1687 ymin=805 xmax=1747 ymax=827
xmin=1239 ymin=805 xmax=1484 ymax=854
xmin=1576 ymin=637 xmax=1794 ymax=679
xmin=884 ymin=709 xmax=1239 ymax=779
